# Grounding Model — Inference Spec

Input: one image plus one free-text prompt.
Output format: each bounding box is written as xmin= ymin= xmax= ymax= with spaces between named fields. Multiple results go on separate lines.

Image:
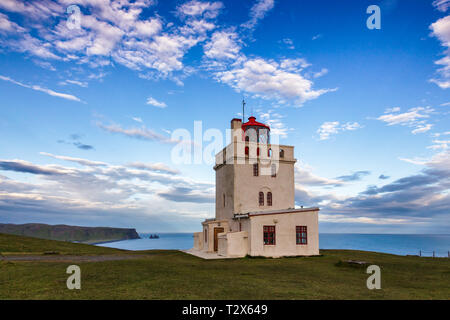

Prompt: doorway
xmin=213 ymin=227 xmax=224 ymax=252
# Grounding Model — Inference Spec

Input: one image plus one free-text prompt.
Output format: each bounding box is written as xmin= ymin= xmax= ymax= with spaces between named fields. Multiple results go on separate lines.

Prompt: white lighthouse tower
xmin=191 ymin=114 xmax=319 ymax=258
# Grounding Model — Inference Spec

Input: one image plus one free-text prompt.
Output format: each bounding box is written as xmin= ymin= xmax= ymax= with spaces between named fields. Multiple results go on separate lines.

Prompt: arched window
xmin=257 ymin=147 xmax=260 ymax=156
xmin=267 ymin=192 xmax=272 ymax=206
xmin=268 ymin=148 xmax=272 ymax=157
xmin=259 ymin=192 xmax=264 ymax=206
xmin=245 ymin=146 xmax=249 ymax=156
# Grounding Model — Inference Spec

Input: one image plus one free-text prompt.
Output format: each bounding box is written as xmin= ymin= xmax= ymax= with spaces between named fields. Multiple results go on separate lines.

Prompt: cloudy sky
xmin=0 ymin=0 xmax=449 ymax=233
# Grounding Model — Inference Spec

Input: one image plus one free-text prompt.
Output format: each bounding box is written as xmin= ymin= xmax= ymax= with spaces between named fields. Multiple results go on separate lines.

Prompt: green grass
xmin=0 ymin=232 xmax=125 ymax=255
xmin=0 ymin=233 xmax=449 ymax=299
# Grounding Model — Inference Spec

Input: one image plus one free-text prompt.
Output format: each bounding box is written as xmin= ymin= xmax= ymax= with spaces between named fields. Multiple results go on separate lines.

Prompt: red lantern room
xmin=242 ymin=116 xmax=270 ymax=144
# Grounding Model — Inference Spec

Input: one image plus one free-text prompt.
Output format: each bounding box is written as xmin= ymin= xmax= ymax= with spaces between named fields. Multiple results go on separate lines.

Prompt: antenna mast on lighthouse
xmin=242 ymin=98 xmax=246 ymax=122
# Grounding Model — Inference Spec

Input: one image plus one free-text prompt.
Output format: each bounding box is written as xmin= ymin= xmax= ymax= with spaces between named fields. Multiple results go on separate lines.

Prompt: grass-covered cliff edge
xmin=0 ymin=233 xmax=449 ymax=299
xmin=0 ymin=223 xmax=140 ymax=244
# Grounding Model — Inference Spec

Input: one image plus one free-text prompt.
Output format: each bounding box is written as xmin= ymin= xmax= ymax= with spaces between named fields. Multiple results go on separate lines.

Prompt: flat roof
xmin=234 ymin=207 xmax=319 ymax=218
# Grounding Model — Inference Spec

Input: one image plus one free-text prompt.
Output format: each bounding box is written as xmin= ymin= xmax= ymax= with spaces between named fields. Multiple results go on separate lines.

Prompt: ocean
xmin=97 ymin=233 xmax=450 ymax=257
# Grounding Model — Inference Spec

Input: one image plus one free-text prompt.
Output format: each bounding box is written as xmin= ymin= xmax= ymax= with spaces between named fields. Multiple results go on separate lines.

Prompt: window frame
xmin=296 ymin=226 xmax=307 ymax=245
xmin=267 ymin=192 xmax=272 ymax=206
xmin=253 ymin=163 xmax=259 ymax=176
xmin=259 ymin=191 xmax=264 ymax=206
xmin=263 ymin=225 xmax=276 ymax=245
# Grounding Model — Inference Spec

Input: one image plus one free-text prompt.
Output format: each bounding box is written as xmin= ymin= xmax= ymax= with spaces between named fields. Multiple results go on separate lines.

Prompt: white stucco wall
xmin=226 ymin=231 xmax=249 ymax=257
xmin=248 ymin=210 xmax=319 ymax=257
xmin=193 ymin=232 xmax=203 ymax=250
xmin=217 ymin=233 xmax=227 ymax=256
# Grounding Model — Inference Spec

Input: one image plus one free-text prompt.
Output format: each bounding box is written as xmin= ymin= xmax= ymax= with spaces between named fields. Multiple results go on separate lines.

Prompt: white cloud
xmin=294 ymin=163 xmax=343 ymax=187
xmin=0 ymin=0 xmax=63 ymax=20
xmin=427 ymin=139 xmax=450 ymax=150
xmin=281 ymin=38 xmax=294 ymax=49
xmin=400 ymin=149 xmax=450 ymax=170
xmin=60 ymin=79 xmax=88 ymax=88
xmin=412 ymin=123 xmax=433 ymax=134
xmin=242 ymin=0 xmax=274 ymax=30
xmin=0 ymin=12 xmax=25 ymax=33
xmin=432 ymin=131 xmax=450 ymax=137
xmin=0 ymin=0 xmax=220 ymax=84
xmin=313 ymin=68 xmax=328 ymax=78
xmin=433 ymin=0 xmax=450 ymax=12
xmin=0 ymin=75 xmax=81 ymax=102
xmin=258 ymin=110 xmax=289 ymax=137
xmin=376 ymin=106 xmax=434 ymax=134
xmin=128 ymin=162 xmax=180 ymax=175
xmin=203 ymin=30 xmax=241 ymax=60
xmin=0 ymin=153 xmax=214 ymax=230
xmin=97 ymin=122 xmax=179 ymax=144
xmin=429 ymin=15 xmax=450 ymax=89
xmin=146 ymin=97 xmax=167 ymax=108
xmin=317 ymin=121 xmax=362 ymax=140
xmin=216 ymin=58 xmax=336 ymax=105
xmin=40 ymin=152 xmax=107 ymax=167
xmin=176 ymin=0 xmax=223 ymax=19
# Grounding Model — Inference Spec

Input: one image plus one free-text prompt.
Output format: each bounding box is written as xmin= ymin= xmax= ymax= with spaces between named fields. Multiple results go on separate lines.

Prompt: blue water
xmin=97 ymin=233 xmax=450 ymax=257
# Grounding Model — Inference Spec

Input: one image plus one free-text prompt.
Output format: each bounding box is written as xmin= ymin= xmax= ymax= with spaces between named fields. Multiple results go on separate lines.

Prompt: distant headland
xmin=0 ymin=223 xmax=140 ymax=244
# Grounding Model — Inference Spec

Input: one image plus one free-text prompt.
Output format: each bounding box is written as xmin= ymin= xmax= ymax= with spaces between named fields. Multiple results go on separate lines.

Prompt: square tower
xmin=214 ymin=117 xmax=297 ymax=221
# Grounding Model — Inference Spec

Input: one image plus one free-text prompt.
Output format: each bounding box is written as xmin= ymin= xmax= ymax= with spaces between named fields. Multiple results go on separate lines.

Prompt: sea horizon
xmin=97 ymin=233 xmax=450 ymax=257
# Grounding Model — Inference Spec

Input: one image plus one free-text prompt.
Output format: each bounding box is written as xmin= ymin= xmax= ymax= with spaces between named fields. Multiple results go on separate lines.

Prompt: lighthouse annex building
xmin=192 ymin=116 xmax=319 ymax=258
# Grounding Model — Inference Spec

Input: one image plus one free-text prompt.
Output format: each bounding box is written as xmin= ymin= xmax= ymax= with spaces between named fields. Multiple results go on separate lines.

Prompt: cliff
xmin=0 ymin=223 xmax=140 ymax=244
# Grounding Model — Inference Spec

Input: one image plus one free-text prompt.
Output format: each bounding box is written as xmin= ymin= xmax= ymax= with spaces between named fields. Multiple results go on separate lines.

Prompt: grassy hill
xmin=0 ymin=223 xmax=140 ymax=244
xmin=0 ymin=232 xmax=125 ymax=255
xmin=0 ymin=233 xmax=449 ymax=299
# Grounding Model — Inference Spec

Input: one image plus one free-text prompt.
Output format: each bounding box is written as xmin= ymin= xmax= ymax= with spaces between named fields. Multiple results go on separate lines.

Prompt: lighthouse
xmin=191 ymin=114 xmax=319 ymax=258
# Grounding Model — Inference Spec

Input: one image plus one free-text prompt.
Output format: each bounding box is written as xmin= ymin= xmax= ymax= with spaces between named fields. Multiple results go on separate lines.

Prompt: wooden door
xmin=214 ymin=227 xmax=224 ymax=252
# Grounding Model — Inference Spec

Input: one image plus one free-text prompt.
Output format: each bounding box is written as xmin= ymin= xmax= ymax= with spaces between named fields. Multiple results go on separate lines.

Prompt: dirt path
xmin=0 ymin=254 xmax=151 ymax=262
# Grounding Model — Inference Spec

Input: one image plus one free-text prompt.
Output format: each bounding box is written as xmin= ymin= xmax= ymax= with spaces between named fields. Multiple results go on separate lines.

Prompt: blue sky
xmin=0 ymin=0 xmax=449 ymax=233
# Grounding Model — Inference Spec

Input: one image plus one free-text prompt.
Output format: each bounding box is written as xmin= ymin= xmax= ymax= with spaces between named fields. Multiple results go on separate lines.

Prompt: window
xmin=245 ymin=136 xmax=249 ymax=142
xmin=259 ymin=192 xmax=264 ymax=206
xmin=267 ymin=192 xmax=272 ymax=206
xmin=296 ymin=226 xmax=307 ymax=245
xmin=253 ymin=163 xmax=259 ymax=176
xmin=263 ymin=226 xmax=276 ymax=245
xmin=223 ymin=193 xmax=226 ymax=207
xmin=268 ymin=148 xmax=272 ymax=157
xmin=204 ymin=228 xmax=207 ymax=243
xmin=271 ymin=164 xmax=277 ymax=177
xmin=280 ymin=149 xmax=284 ymax=158
xmin=245 ymin=146 xmax=249 ymax=156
